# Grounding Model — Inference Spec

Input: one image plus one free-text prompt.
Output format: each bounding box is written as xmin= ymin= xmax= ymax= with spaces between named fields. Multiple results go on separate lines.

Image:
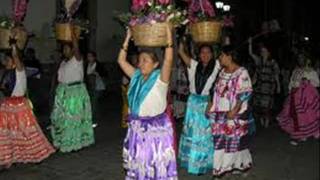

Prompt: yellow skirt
xmin=121 ymin=85 xmax=129 ymax=128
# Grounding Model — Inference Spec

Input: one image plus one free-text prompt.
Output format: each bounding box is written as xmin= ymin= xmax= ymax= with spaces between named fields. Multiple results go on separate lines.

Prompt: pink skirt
xmin=277 ymin=82 xmax=320 ymax=140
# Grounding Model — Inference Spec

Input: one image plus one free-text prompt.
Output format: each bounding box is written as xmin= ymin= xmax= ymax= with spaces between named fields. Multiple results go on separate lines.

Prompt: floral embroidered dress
xmin=209 ymin=67 xmax=253 ymax=176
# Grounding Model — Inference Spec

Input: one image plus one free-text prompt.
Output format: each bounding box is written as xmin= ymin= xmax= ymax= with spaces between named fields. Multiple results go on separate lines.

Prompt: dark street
xmin=0 ymin=90 xmax=318 ymax=180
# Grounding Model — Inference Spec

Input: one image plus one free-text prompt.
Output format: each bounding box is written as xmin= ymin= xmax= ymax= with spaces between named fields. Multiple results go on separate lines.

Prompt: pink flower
xmin=223 ymin=15 xmax=234 ymax=27
xmin=131 ymin=0 xmax=149 ymax=12
xmin=157 ymin=0 xmax=171 ymax=5
xmin=12 ymin=0 xmax=28 ymax=22
xmin=187 ymin=0 xmax=216 ymax=22
xmin=202 ymin=0 xmax=215 ymax=17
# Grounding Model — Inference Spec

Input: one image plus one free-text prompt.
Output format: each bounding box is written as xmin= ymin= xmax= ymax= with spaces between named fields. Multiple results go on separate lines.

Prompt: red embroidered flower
xmin=224 ymin=124 xmax=233 ymax=135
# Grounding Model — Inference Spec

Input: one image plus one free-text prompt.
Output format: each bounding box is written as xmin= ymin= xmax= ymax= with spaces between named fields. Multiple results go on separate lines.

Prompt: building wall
xmin=1 ymin=0 xmax=130 ymax=63
xmin=0 ymin=0 xmax=56 ymax=63
xmin=96 ymin=0 xmax=129 ymax=62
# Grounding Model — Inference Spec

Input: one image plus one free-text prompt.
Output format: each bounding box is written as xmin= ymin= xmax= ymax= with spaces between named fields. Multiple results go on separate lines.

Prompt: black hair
xmin=259 ymin=44 xmax=272 ymax=61
xmin=199 ymin=44 xmax=214 ymax=54
xmin=87 ymin=51 xmax=96 ymax=57
xmin=138 ymin=47 xmax=160 ymax=63
xmin=220 ymin=45 xmax=241 ymax=65
xmin=26 ymin=48 xmax=35 ymax=54
xmin=62 ymin=43 xmax=73 ymax=51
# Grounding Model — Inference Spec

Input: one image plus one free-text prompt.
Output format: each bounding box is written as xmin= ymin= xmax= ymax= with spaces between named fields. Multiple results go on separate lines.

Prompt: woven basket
xmin=132 ymin=23 xmax=170 ymax=47
xmin=55 ymin=23 xmax=81 ymax=42
xmin=0 ymin=27 xmax=28 ymax=50
xmin=190 ymin=21 xmax=222 ymax=44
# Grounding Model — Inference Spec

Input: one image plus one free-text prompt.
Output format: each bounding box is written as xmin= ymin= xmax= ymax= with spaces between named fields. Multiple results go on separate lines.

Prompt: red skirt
xmin=0 ymin=97 xmax=55 ymax=167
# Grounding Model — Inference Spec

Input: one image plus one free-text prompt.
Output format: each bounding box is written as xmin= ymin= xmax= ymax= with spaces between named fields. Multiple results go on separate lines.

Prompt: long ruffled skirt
xmin=123 ymin=113 xmax=178 ymax=180
xmin=51 ymin=83 xmax=95 ymax=152
xmin=277 ymin=82 xmax=320 ymax=140
xmin=0 ymin=97 xmax=55 ymax=167
xmin=178 ymin=94 xmax=213 ymax=174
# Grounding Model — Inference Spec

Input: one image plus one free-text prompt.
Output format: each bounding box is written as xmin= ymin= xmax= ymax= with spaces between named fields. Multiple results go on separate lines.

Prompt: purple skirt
xmin=123 ymin=113 xmax=178 ymax=180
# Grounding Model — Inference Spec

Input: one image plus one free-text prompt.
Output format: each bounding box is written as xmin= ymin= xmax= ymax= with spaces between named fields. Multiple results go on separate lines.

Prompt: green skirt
xmin=51 ymin=83 xmax=95 ymax=152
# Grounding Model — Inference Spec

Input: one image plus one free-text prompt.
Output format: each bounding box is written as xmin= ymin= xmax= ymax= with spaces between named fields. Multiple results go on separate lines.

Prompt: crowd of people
xmin=0 ymin=24 xmax=319 ymax=180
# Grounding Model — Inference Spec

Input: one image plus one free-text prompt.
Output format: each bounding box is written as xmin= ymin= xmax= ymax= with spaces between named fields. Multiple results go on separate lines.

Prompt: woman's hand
xmin=178 ymin=41 xmax=185 ymax=54
xmin=125 ymin=28 xmax=132 ymax=42
xmin=248 ymin=37 xmax=252 ymax=45
xmin=122 ymin=28 xmax=132 ymax=50
xmin=177 ymin=37 xmax=191 ymax=67
xmin=166 ymin=24 xmax=173 ymax=46
xmin=226 ymin=109 xmax=236 ymax=120
xmin=117 ymin=28 xmax=135 ymax=78
xmin=160 ymin=23 xmax=174 ymax=84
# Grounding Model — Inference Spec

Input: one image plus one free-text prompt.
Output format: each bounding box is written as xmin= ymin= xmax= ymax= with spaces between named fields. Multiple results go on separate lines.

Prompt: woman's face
xmin=199 ymin=46 xmax=213 ymax=65
xmin=138 ymin=52 xmax=159 ymax=77
xmin=260 ymin=47 xmax=270 ymax=59
xmin=2 ymin=56 xmax=14 ymax=69
xmin=87 ymin=53 xmax=96 ymax=63
xmin=63 ymin=45 xmax=73 ymax=59
xmin=218 ymin=52 xmax=231 ymax=67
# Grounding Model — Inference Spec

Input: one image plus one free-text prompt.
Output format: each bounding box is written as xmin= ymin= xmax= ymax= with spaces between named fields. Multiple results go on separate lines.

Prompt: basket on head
xmin=190 ymin=21 xmax=222 ymax=44
xmin=55 ymin=23 xmax=81 ymax=42
xmin=0 ymin=26 xmax=27 ymax=50
xmin=131 ymin=22 xmax=171 ymax=47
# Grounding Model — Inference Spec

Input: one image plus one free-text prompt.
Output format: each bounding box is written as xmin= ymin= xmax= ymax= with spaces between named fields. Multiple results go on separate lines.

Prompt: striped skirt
xmin=277 ymin=82 xmax=320 ymax=140
xmin=0 ymin=97 xmax=55 ymax=167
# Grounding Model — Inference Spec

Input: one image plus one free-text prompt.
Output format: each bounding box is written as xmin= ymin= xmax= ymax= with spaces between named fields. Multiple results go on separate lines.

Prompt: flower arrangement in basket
xmin=187 ymin=0 xmax=223 ymax=44
xmin=117 ymin=0 xmax=188 ymax=47
xmin=55 ymin=0 xmax=89 ymax=42
xmin=0 ymin=0 xmax=28 ymax=50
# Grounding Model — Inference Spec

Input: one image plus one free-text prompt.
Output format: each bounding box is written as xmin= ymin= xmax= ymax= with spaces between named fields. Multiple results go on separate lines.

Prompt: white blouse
xmin=87 ymin=62 xmax=96 ymax=75
xmin=58 ymin=56 xmax=84 ymax=84
xmin=138 ymin=77 xmax=168 ymax=117
xmin=11 ymin=69 xmax=27 ymax=97
xmin=187 ymin=59 xmax=221 ymax=95
xmin=289 ymin=67 xmax=320 ymax=90
xmin=86 ymin=62 xmax=105 ymax=90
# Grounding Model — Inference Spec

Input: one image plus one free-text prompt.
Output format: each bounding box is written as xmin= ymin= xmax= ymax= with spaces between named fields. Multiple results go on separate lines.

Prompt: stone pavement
xmin=0 ymin=91 xmax=319 ymax=180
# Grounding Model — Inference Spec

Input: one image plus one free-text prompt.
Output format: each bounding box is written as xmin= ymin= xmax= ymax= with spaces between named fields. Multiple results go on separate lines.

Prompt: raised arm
xmin=248 ymin=37 xmax=260 ymax=65
xmin=71 ymin=27 xmax=82 ymax=61
xmin=160 ymin=24 xmax=174 ymax=84
xmin=12 ymin=45 xmax=24 ymax=71
xmin=117 ymin=29 xmax=136 ymax=78
xmin=178 ymin=40 xmax=191 ymax=67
